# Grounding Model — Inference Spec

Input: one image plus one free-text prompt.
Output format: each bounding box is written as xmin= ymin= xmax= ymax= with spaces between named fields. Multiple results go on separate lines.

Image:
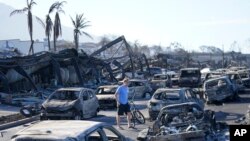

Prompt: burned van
xmin=179 ymin=68 xmax=201 ymax=88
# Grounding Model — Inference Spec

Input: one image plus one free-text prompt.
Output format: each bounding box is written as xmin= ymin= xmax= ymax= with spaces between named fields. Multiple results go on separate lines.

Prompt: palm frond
xmin=54 ymin=13 xmax=62 ymax=38
xmin=45 ymin=15 xmax=53 ymax=37
xmin=49 ymin=2 xmax=59 ymax=13
xmin=36 ymin=16 xmax=45 ymax=29
xmin=28 ymin=11 xmax=33 ymax=37
xmin=10 ymin=8 xmax=28 ymax=16
xmin=81 ymin=31 xmax=93 ymax=39
xmin=70 ymin=16 xmax=76 ymax=27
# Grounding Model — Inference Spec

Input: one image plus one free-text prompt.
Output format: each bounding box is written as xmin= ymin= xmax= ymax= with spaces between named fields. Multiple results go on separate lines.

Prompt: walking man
xmin=115 ymin=77 xmax=132 ymax=129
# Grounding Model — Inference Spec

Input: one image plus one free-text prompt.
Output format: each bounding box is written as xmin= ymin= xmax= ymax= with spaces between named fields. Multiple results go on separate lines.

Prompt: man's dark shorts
xmin=118 ymin=103 xmax=131 ymax=115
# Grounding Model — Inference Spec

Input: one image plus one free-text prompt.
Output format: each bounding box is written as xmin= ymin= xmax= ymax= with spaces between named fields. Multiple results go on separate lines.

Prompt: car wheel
xmin=73 ymin=112 xmax=82 ymax=120
xmin=144 ymin=92 xmax=151 ymax=99
xmin=40 ymin=115 xmax=48 ymax=120
xmin=93 ymin=109 xmax=98 ymax=117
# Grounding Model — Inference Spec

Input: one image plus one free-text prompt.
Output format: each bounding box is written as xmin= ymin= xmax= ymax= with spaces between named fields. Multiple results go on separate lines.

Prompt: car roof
xmin=129 ymin=79 xmax=148 ymax=82
xmin=154 ymin=74 xmax=168 ymax=76
xmin=155 ymin=88 xmax=185 ymax=94
xmin=13 ymin=120 xmax=107 ymax=140
xmin=180 ymin=68 xmax=200 ymax=71
xmin=205 ymin=76 xmax=229 ymax=83
xmin=98 ymin=85 xmax=119 ymax=88
xmin=160 ymin=102 xmax=201 ymax=111
xmin=57 ymin=87 xmax=90 ymax=91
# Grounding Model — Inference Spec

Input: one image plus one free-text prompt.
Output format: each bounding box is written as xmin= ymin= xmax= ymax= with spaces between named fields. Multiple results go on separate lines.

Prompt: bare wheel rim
xmin=74 ymin=113 xmax=82 ymax=120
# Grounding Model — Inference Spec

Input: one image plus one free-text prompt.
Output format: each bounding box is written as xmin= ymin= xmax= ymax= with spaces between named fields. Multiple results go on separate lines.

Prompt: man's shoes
xmin=117 ymin=126 xmax=124 ymax=130
xmin=128 ymin=125 xmax=134 ymax=128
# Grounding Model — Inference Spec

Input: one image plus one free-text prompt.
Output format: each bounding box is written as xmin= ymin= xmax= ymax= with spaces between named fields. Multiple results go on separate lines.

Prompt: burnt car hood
xmin=43 ymin=99 xmax=78 ymax=111
xmin=96 ymin=94 xmax=115 ymax=100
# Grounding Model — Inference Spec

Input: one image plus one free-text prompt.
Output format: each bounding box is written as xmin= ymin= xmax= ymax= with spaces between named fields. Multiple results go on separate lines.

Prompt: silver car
xmin=40 ymin=87 xmax=99 ymax=120
xmin=127 ymin=79 xmax=153 ymax=99
xmin=150 ymin=74 xmax=172 ymax=92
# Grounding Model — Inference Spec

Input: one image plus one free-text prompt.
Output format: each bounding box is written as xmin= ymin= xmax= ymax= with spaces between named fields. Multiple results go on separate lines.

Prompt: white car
xmin=40 ymin=87 xmax=99 ymax=120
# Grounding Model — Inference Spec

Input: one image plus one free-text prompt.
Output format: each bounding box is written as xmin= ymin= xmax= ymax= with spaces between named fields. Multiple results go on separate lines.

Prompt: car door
xmin=134 ymin=81 xmax=146 ymax=98
xmin=81 ymin=90 xmax=92 ymax=118
xmin=128 ymin=82 xmax=135 ymax=98
xmin=87 ymin=90 xmax=99 ymax=116
xmin=186 ymin=89 xmax=204 ymax=109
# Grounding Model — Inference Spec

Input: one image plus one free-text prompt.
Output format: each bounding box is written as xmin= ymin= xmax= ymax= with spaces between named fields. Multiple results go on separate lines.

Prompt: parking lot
xmin=1 ymin=91 xmax=250 ymax=141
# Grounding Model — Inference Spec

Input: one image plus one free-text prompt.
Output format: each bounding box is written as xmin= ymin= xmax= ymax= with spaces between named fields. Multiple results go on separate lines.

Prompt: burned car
xmin=150 ymin=74 xmax=172 ymax=92
xmin=237 ymin=70 xmax=250 ymax=88
xmin=96 ymin=85 xmax=118 ymax=109
xmin=203 ymin=76 xmax=238 ymax=103
xmin=40 ymin=87 xmax=99 ymax=120
xmin=138 ymin=102 xmax=216 ymax=141
xmin=127 ymin=79 xmax=153 ymax=99
xmin=225 ymin=71 xmax=245 ymax=92
xmin=148 ymin=88 xmax=204 ymax=120
xmin=11 ymin=120 xmax=131 ymax=141
xmin=179 ymin=68 xmax=201 ymax=88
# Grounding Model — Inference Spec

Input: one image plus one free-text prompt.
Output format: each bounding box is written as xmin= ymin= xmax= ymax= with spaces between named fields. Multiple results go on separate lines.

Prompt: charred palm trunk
xmin=28 ymin=11 xmax=34 ymax=55
xmin=29 ymin=39 xmax=34 ymax=54
xmin=74 ymin=32 xmax=79 ymax=51
xmin=53 ymin=28 xmax=57 ymax=52
xmin=47 ymin=35 xmax=51 ymax=51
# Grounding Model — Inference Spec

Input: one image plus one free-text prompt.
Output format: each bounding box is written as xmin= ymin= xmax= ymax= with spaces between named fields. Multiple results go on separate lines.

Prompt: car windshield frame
xmin=49 ymin=90 xmax=80 ymax=101
xmin=96 ymin=87 xmax=117 ymax=95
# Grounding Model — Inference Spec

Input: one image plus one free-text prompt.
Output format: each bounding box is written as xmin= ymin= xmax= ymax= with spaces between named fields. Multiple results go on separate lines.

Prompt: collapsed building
xmin=0 ymin=36 xmax=150 ymax=105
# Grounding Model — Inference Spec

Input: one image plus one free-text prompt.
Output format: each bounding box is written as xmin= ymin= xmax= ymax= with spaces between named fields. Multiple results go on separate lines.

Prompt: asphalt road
xmin=1 ymin=92 xmax=250 ymax=141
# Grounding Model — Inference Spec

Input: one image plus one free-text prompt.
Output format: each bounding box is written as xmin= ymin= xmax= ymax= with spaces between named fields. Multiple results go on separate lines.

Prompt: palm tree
xmin=51 ymin=1 xmax=66 ymax=52
xmin=45 ymin=15 xmax=53 ymax=51
xmin=10 ymin=0 xmax=36 ymax=55
xmin=70 ymin=13 xmax=92 ymax=50
xmin=36 ymin=15 xmax=53 ymax=51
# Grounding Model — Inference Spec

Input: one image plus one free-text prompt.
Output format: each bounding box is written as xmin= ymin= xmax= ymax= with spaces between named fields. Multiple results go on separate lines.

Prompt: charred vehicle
xmin=138 ymin=102 xmax=217 ymax=141
xmin=237 ymin=70 xmax=250 ymax=88
xmin=143 ymin=67 xmax=163 ymax=76
xmin=235 ymin=104 xmax=250 ymax=125
xmin=203 ymin=76 xmax=238 ymax=103
xmin=11 ymin=120 xmax=131 ymax=141
xmin=148 ymin=88 xmax=204 ymax=120
xmin=96 ymin=85 xmax=118 ymax=109
xmin=170 ymin=73 xmax=179 ymax=86
xmin=150 ymin=74 xmax=172 ymax=92
xmin=127 ymin=79 xmax=153 ymax=99
xmin=40 ymin=87 xmax=99 ymax=120
xmin=179 ymin=68 xmax=201 ymax=88
xmin=225 ymin=71 xmax=245 ymax=92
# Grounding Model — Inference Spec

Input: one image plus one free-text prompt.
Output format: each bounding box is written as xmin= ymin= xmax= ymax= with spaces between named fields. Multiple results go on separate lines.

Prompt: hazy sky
xmin=1 ymin=0 xmax=250 ymax=53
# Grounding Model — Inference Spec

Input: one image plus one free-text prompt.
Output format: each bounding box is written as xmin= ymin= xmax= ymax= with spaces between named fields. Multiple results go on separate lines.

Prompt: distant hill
xmin=0 ymin=2 xmax=97 ymax=43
